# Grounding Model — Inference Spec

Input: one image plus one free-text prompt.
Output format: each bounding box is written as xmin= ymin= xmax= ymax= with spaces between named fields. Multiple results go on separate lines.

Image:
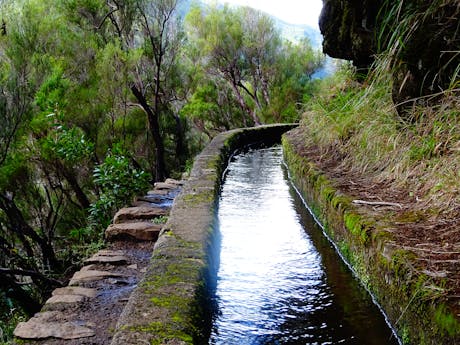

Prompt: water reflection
xmin=210 ymin=146 xmax=399 ymax=345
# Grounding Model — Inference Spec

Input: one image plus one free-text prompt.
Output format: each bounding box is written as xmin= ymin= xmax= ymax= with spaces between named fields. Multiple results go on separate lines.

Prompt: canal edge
xmin=282 ymin=131 xmax=460 ymax=345
xmin=110 ymin=124 xmax=297 ymax=345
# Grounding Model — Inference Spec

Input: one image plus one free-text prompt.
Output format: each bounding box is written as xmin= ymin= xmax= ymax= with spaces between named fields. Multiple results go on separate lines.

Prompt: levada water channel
xmin=209 ymin=145 xmax=400 ymax=345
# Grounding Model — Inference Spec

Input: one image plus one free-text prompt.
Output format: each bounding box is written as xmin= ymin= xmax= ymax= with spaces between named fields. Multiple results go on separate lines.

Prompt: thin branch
xmin=0 ymin=267 xmax=64 ymax=286
xmin=352 ymin=199 xmax=403 ymax=209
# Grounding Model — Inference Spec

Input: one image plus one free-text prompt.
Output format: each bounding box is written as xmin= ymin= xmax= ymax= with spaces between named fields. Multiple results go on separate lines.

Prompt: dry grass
xmin=300 ymin=62 xmax=460 ymax=215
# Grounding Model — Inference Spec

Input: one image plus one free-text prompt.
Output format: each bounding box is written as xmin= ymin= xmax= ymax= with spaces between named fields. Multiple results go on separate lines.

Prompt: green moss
xmin=434 ymin=304 xmax=460 ymax=337
xmin=128 ymin=321 xmax=193 ymax=345
xmin=182 ymin=190 xmax=214 ymax=204
xmin=344 ymin=211 xmax=371 ymax=244
xmin=320 ymin=185 xmax=336 ymax=203
xmin=331 ymin=194 xmax=352 ymax=210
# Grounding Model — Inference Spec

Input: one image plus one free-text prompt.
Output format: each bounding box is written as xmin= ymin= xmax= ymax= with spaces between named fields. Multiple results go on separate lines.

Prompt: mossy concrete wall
xmin=282 ymin=134 xmax=460 ymax=345
xmin=110 ymin=124 xmax=296 ymax=345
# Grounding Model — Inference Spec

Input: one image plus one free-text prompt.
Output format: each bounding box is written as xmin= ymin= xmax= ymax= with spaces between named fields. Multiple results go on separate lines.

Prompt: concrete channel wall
xmin=110 ymin=124 xmax=297 ymax=345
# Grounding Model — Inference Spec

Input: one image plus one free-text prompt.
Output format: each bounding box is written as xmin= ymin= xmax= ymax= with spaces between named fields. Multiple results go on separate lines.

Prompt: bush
xmin=89 ymin=145 xmax=151 ymax=231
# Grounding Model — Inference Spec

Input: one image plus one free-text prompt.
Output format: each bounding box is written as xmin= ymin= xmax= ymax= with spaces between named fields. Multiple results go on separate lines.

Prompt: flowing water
xmin=209 ymin=146 xmax=400 ymax=345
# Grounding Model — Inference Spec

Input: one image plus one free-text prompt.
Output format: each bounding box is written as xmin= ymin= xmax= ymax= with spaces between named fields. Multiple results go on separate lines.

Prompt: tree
xmin=185 ymin=4 xmax=324 ymax=127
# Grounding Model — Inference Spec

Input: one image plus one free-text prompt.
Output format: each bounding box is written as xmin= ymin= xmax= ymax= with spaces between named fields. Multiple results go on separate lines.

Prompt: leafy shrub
xmin=89 ymin=145 xmax=151 ymax=231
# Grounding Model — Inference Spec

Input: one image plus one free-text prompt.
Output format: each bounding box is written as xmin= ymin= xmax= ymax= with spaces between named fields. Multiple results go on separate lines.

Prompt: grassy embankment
xmin=284 ymin=59 xmax=460 ymax=344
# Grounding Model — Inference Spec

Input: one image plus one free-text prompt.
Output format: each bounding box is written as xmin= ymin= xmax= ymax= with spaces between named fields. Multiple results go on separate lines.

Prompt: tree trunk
xmin=61 ymin=164 xmax=91 ymax=209
xmin=0 ymin=193 xmax=61 ymax=272
xmin=130 ymin=85 xmax=166 ymax=181
xmin=174 ymin=114 xmax=187 ymax=170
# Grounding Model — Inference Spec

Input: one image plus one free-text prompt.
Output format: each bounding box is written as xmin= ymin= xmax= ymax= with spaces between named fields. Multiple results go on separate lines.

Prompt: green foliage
xmin=35 ymin=65 xmax=70 ymax=112
xmin=0 ymin=296 xmax=26 ymax=344
xmin=185 ymin=3 xmax=324 ymax=127
xmin=89 ymin=146 xmax=151 ymax=229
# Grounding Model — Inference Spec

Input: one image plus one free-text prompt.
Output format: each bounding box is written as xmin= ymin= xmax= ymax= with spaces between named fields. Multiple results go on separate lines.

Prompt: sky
xmin=203 ymin=0 xmax=323 ymax=29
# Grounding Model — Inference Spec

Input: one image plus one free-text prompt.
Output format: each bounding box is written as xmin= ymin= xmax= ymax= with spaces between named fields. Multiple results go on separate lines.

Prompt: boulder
xmin=105 ymin=221 xmax=163 ymax=241
xmin=113 ymin=206 xmax=168 ymax=223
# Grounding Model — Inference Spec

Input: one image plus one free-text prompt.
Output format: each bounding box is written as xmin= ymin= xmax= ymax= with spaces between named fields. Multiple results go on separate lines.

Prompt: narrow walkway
xmin=14 ymin=179 xmax=183 ymax=345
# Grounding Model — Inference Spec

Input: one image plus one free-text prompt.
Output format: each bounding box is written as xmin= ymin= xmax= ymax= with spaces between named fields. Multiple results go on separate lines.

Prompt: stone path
xmin=13 ymin=179 xmax=183 ymax=344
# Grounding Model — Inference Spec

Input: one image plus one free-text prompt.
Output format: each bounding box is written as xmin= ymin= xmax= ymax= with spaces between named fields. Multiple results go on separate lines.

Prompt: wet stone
xmin=113 ymin=206 xmax=169 ymax=223
xmin=52 ymin=287 xmax=97 ymax=298
xmin=69 ymin=270 xmax=126 ymax=286
xmin=164 ymin=178 xmax=184 ymax=186
xmin=46 ymin=294 xmax=85 ymax=304
xmin=14 ymin=311 xmax=95 ymax=340
xmin=154 ymin=182 xmax=179 ymax=190
xmin=85 ymin=251 xmax=129 ymax=265
xmin=105 ymin=221 xmax=163 ymax=241
xmin=147 ymin=189 xmax=171 ymax=196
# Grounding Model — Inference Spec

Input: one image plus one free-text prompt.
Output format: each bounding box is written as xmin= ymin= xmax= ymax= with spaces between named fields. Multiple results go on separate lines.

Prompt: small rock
xmin=14 ymin=312 xmax=95 ymax=340
xmin=105 ymin=221 xmax=163 ymax=241
xmin=113 ymin=206 xmax=169 ymax=223
xmin=127 ymin=264 xmax=138 ymax=270
xmin=52 ymin=287 xmax=97 ymax=298
xmin=69 ymin=270 xmax=126 ymax=286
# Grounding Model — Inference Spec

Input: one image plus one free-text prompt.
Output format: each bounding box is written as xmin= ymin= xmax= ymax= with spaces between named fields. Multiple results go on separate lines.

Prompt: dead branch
xmin=352 ymin=199 xmax=403 ymax=209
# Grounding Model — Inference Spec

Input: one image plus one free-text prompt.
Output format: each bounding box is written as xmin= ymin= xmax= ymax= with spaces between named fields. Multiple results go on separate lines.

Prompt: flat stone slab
xmin=52 ymin=287 xmax=97 ymax=298
xmin=147 ymin=189 xmax=171 ymax=196
xmin=153 ymin=182 xmax=178 ymax=190
xmin=69 ymin=270 xmax=126 ymax=286
xmin=85 ymin=250 xmax=129 ymax=265
xmin=14 ymin=311 xmax=95 ymax=340
xmin=113 ymin=206 xmax=169 ymax=223
xmin=46 ymin=294 xmax=85 ymax=304
xmin=106 ymin=221 xmax=163 ymax=241
xmin=164 ymin=178 xmax=184 ymax=186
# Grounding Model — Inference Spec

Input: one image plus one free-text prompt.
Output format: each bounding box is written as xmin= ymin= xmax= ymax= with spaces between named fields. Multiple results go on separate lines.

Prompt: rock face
xmin=319 ymin=0 xmax=378 ymax=71
xmin=319 ymin=0 xmax=460 ymax=113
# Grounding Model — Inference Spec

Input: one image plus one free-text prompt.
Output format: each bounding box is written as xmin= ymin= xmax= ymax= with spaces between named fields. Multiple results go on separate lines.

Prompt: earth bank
xmin=282 ymin=127 xmax=460 ymax=345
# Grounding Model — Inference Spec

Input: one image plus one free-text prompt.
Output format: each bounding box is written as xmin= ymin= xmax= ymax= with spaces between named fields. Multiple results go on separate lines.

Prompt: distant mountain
xmin=273 ymin=18 xmax=323 ymax=50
